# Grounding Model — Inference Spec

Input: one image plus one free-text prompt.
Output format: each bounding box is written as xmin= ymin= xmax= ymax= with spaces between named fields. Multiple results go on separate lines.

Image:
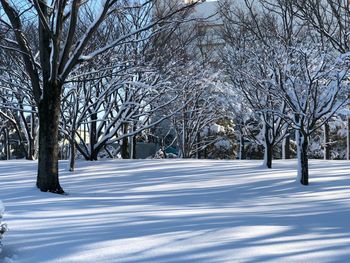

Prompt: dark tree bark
xmin=300 ymin=137 xmax=309 ymax=185
xmin=28 ymin=111 xmax=37 ymax=160
xmin=3 ymin=128 xmax=10 ymax=160
xmin=282 ymin=134 xmax=291 ymax=159
xmin=36 ymin=82 xmax=63 ymax=193
xmin=347 ymin=117 xmax=350 ymax=160
xmin=263 ymin=124 xmax=273 ymax=168
xmin=196 ymin=132 xmax=201 ymax=159
xmin=324 ymin=122 xmax=331 ymax=160
xmin=69 ymin=139 xmax=76 ymax=172
xmin=0 ymin=0 xmax=197 ymax=194
xmin=121 ymin=123 xmax=130 ymax=159
xmin=297 ymin=130 xmax=309 ymax=186
xmin=27 ymin=138 xmax=35 ymax=160
xmin=89 ymin=112 xmax=98 ymax=161
xmin=131 ymin=135 xmax=136 ymax=159
xmin=264 ymin=142 xmax=273 ymax=169
xmin=238 ymin=129 xmax=245 ymax=160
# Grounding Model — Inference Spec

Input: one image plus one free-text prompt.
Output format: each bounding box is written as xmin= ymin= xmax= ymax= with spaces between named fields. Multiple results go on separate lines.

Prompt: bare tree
xmin=220 ymin=0 xmax=289 ymax=168
xmin=293 ymin=0 xmax=350 ymax=160
xmin=0 ymin=0 xmax=198 ymax=193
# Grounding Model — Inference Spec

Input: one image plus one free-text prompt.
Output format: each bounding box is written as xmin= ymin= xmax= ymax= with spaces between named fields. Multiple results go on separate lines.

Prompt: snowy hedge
xmin=0 ymin=201 xmax=7 ymax=253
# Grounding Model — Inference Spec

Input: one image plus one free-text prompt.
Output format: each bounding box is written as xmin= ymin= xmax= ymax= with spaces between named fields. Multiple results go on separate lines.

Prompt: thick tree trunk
xmin=89 ymin=150 xmax=98 ymax=161
xmin=121 ymin=123 xmax=129 ymax=159
xmin=263 ymin=143 xmax=273 ymax=169
xmin=36 ymin=82 xmax=64 ymax=194
xmin=324 ymin=122 xmax=330 ymax=160
xmin=296 ymin=130 xmax=309 ymax=185
xmin=131 ymin=136 xmax=136 ymax=159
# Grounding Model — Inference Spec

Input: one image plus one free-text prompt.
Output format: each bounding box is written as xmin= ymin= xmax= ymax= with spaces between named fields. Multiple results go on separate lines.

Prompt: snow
xmin=1 ymin=159 xmax=350 ymax=262
xmin=0 ymin=201 xmax=4 ymax=217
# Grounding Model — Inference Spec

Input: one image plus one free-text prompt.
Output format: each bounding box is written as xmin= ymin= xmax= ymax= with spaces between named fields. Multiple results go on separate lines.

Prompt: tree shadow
xmin=0 ymin=159 xmax=350 ymax=262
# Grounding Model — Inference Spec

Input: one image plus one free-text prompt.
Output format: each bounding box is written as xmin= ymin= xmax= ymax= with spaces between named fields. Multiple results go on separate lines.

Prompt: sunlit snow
xmin=1 ymin=159 xmax=350 ymax=262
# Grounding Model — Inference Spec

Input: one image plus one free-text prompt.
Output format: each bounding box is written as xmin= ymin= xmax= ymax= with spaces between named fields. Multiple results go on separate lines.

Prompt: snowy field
xmin=1 ymin=159 xmax=350 ymax=263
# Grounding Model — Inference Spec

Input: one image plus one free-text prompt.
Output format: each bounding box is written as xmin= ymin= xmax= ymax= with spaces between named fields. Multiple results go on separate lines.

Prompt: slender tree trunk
xmin=89 ymin=112 xmax=98 ymax=161
xmin=83 ymin=123 xmax=87 ymax=144
xmin=324 ymin=122 xmax=330 ymax=160
xmin=4 ymin=129 xmax=10 ymax=160
xmin=238 ymin=124 xmax=245 ymax=160
xmin=36 ymin=82 xmax=64 ymax=194
xmin=296 ymin=130 xmax=309 ymax=185
xmin=26 ymin=111 xmax=36 ymax=160
xmin=347 ymin=117 xmax=350 ymax=160
xmin=30 ymin=111 xmax=37 ymax=159
xmin=69 ymin=138 xmax=75 ymax=172
xmin=196 ymin=132 xmax=201 ymax=159
xmin=27 ymin=138 xmax=34 ymax=160
xmin=263 ymin=123 xmax=273 ymax=168
xmin=263 ymin=142 xmax=273 ymax=169
xmin=282 ymin=135 xmax=290 ymax=159
xmin=182 ymin=122 xmax=186 ymax=158
xmin=131 ymin=123 xmax=136 ymax=159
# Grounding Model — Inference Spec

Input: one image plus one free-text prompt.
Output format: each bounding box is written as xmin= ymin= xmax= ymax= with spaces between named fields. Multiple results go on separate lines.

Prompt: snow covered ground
xmin=1 ymin=159 xmax=350 ymax=263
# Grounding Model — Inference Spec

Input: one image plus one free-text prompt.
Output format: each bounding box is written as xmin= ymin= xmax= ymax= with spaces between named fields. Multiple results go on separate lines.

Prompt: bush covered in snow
xmin=0 ymin=201 xmax=7 ymax=253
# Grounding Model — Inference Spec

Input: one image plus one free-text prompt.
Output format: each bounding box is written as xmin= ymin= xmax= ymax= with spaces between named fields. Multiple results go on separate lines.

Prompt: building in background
xmin=186 ymin=0 xmax=224 ymax=64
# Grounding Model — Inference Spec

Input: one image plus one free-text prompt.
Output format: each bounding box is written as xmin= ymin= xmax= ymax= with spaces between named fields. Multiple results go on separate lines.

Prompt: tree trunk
xmin=36 ymin=82 xmax=64 ymax=194
xmin=324 ymin=122 xmax=330 ymax=160
xmin=263 ymin=142 xmax=273 ymax=169
xmin=296 ymin=130 xmax=309 ymax=185
xmin=182 ymin=109 xmax=187 ymax=158
xmin=69 ymin=138 xmax=75 ymax=172
xmin=263 ymin=123 xmax=273 ymax=168
xmin=130 ymin=123 xmax=136 ymax=159
xmin=27 ymin=111 xmax=36 ymax=160
xmin=89 ymin=111 xmax=98 ymax=161
xmin=131 ymin=136 xmax=136 ymax=159
xmin=196 ymin=132 xmax=201 ymax=159
xmin=27 ymin=138 xmax=35 ymax=160
xmin=238 ymin=126 xmax=245 ymax=160
xmin=347 ymin=117 xmax=350 ymax=160
xmin=4 ymin=128 xmax=10 ymax=160
xmin=282 ymin=135 xmax=290 ymax=159
xmin=121 ymin=123 xmax=129 ymax=159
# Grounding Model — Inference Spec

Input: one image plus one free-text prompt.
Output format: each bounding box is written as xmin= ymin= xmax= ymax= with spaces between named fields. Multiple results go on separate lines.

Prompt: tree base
xmin=38 ymin=187 xmax=65 ymax=195
xmin=300 ymin=179 xmax=309 ymax=186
